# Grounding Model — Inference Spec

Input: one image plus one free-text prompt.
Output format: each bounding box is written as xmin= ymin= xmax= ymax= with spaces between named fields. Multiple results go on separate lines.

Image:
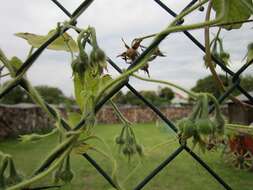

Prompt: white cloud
xmin=0 ymin=1 xmax=252 ymax=97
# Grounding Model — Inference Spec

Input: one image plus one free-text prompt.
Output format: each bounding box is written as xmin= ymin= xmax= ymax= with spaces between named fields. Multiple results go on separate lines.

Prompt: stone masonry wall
xmin=0 ymin=104 xmax=192 ymax=139
xmin=97 ymin=106 xmax=192 ymax=124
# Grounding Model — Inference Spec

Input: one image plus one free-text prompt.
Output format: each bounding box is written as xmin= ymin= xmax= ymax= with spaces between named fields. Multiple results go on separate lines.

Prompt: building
xmin=171 ymin=92 xmax=189 ymax=107
xmin=227 ymin=92 xmax=253 ymax=125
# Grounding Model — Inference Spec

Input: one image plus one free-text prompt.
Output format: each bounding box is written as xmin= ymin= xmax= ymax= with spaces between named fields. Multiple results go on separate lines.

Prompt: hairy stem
xmin=91 ymin=147 xmax=121 ymax=190
xmin=132 ymin=74 xmax=198 ymax=99
xmin=0 ymin=73 xmax=10 ymax=78
xmin=204 ymin=0 xmax=224 ymax=92
xmin=110 ymin=100 xmax=131 ymax=125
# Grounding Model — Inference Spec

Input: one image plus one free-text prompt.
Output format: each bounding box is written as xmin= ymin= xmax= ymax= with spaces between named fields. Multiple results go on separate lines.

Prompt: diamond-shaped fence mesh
xmin=1 ymin=0 xmax=253 ymax=189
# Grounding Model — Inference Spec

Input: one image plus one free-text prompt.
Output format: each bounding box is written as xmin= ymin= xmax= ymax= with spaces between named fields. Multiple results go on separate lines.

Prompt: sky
xmin=0 ymin=0 xmax=252 ymax=97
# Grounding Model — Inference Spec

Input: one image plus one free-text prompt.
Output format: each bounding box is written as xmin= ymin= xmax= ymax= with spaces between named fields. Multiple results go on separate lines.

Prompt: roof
xmin=227 ymin=91 xmax=253 ymax=103
xmin=171 ymin=92 xmax=188 ymax=104
xmin=235 ymin=91 xmax=253 ymax=101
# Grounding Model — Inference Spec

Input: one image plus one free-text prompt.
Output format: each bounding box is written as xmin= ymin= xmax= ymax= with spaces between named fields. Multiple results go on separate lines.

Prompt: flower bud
xmin=90 ymin=47 xmax=107 ymax=73
xmin=5 ymin=159 xmax=23 ymax=186
xmin=71 ymin=57 xmax=87 ymax=79
xmin=115 ymin=136 xmax=125 ymax=145
xmin=136 ymin=144 xmax=144 ymax=156
xmin=59 ymin=156 xmax=74 ymax=183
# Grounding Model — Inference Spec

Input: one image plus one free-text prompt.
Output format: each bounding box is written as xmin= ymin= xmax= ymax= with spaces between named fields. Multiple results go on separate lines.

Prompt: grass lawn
xmin=0 ymin=123 xmax=252 ymax=190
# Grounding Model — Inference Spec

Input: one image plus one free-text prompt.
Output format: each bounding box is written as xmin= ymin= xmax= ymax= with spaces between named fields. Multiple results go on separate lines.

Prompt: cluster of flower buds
xmin=204 ymin=36 xmax=230 ymax=68
xmin=177 ymin=93 xmax=225 ymax=152
xmin=53 ymin=155 xmax=74 ymax=184
xmin=115 ymin=125 xmax=144 ymax=161
xmin=0 ymin=154 xmax=23 ymax=189
xmin=71 ymin=27 xmax=107 ymax=80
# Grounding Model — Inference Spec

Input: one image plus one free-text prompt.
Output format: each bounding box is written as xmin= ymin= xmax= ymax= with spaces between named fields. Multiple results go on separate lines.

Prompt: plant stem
xmin=65 ymin=24 xmax=82 ymax=33
xmin=33 ymin=135 xmax=78 ymax=176
xmin=110 ymin=100 xmax=131 ymax=125
xmin=214 ymin=18 xmax=253 ymax=27
xmin=19 ymin=128 xmax=58 ymax=142
xmin=204 ymin=0 xmax=224 ymax=92
xmin=132 ymin=74 xmax=198 ymax=99
xmin=27 ymin=46 xmax=34 ymax=58
xmin=225 ymin=124 xmax=253 ymax=130
xmin=91 ymin=147 xmax=121 ymax=190
xmin=78 ymin=134 xmax=113 ymax=156
xmin=89 ymin=27 xmax=99 ymax=48
xmin=215 ymin=27 xmax=222 ymax=40
xmin=135 ymin=34 xmax=157 ymax=41
xmin=122 ymin=161 xmax=142 ymax=185
xmin=146 ymin=138 xmax=178 ymax=155
xmin=77 ymin=28 xmax=90 ymax=60
xmin=206 ymin=93 xmax=222 ymax=114
xmin=135 ymin=19 xmax=253 ymax=42
xmin=62 ymin=34 xmax=74 ymax=60
xmin=0 ymin=49 xmax=16 ymax=77
xmin=0 ymin=73 xmax=10 ymax=78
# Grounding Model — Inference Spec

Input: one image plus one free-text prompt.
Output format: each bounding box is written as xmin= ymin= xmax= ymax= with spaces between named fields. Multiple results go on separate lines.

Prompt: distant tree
xmin=158 ymin=87 xmax=174 ymax=102
xmin=123 ymin=91 xmax=143 ymax=105
xmin=240 ymin=75 xmax=253 ymax=93
xmin=63 ymin=96 xmax=76 ymax=108
xmin=112 ymin=88 xmax=175 ymax=106
xmin=192 ymin=74 xmax=253 ymax=98
xmin=0 ymin=81 xmax=29 ymax=104
xmin=140 ymin=90 xmax=160 ymax=105
xmin=34 ymin=85 xmax=66 ymax=105
xmin=191 ymin=75 xmax=229 ymax=98
xmin=118 ymin=90 xmax=167 ymax=106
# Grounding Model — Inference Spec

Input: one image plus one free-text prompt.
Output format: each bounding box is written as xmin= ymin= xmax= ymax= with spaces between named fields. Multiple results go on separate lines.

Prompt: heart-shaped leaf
xmin=15 ymin=30 xmax=78 ymax=52
xmin=212 ymin=0 xmax=253 ymax=30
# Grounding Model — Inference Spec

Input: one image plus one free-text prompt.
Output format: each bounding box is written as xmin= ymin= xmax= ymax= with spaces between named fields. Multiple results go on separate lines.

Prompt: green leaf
xmin=82 ymin=92 xmax=95 ymax=116
xmin=212 ymin=0 xmax=253 ymax=30
xmin=15 ymin=30 xmax=78 ymax=52
xmin=97 ymin=74 xmax=113 ymax=94
xmin=247 ymin=42 xmax=253 ymax=63
xmin=100 ymin=74 xmax=113 ymax=87
xmin=73 ymin=73 xmax=84 ymax=110
xmin=9 ymin=56 xmax=22 ymax=71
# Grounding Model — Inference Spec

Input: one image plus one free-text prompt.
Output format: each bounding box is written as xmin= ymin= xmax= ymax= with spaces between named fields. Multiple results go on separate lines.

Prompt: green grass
xmin=0 ymin=123 xmax=252 ymax=190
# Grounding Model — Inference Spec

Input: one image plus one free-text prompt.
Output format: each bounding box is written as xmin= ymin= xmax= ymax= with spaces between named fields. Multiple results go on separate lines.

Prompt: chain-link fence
xmin=1 ymin=0 xmax=253 ymax=189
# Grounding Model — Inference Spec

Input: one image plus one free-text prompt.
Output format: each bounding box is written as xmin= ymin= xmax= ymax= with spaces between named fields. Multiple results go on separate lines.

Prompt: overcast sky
xmin=0 ymin=0 xmax=252 ymax=97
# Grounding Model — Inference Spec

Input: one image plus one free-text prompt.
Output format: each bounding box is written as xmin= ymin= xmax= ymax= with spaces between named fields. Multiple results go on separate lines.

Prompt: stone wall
xmin=0 ymin=103 xmax=192 ymax=139
xmin=0 ymin=104 xmax=53 ymax=139
xmin=97 ymin=105 xmax=192 ymax=124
